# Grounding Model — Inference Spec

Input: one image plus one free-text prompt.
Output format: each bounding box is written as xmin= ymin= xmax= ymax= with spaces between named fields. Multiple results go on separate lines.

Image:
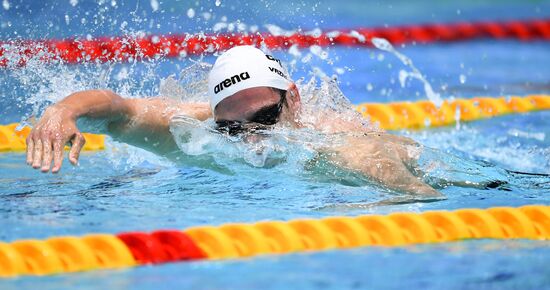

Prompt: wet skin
xmin=26 ymin=85 xmax=444 ymax=200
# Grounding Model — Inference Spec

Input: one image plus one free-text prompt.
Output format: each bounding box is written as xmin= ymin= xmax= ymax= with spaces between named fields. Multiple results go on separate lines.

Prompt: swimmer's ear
xmin=286 ymin=82 xmax=301 ymax=109
xmin=284 ymin=83 xmax=302 ymax=126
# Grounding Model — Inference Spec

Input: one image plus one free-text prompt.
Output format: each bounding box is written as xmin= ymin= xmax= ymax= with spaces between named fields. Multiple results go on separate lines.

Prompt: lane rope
xmin=1 ymin=94 xmax=549 ymax=152
xmin=0 ymin=19 xmax=549 ymax=68
xmin=0 ymin=205 xmax=548 ymax=277
xmin=0 ymin=123 xmax=104 ymax=152
xmin=356 ymin=94 xmax=550 ymax=130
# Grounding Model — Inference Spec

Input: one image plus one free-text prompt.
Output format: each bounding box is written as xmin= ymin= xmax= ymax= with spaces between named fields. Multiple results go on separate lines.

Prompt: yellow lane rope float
xmin=0 ymin=205 xmax=548 ymax=278
xmin=0 ymin=95 xmax=549 ymax=152
xmin=0 ymin=123 xmax=104 ymax=152
xmin=356 ymin=94 xmax=550 ymax=130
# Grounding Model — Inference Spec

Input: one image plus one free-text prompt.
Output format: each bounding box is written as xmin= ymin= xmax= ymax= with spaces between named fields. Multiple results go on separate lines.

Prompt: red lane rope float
xmin=116 ymin=231 xmax=205 ymax=264
xmin=1 ymin=18 xmax=549 ymax=68
xmin=0 ymin=205 xmax=549 ymax=278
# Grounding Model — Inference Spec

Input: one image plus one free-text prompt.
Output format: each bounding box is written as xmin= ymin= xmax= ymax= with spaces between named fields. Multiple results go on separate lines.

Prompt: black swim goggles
xmin=216 ymin=90 xmax=286 ymax=136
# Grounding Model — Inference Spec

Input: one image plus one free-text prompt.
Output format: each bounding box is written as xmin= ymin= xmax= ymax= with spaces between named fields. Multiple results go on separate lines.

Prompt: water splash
xmin=371 ymin=37 xmax=443 ymax=107
xmin=163 ymin=56 xmax=380 ymax=174
xmin=297 ymin=76 xmax=380 ymax=133
xmin=159 ymin=61 xmax=211 ymax=102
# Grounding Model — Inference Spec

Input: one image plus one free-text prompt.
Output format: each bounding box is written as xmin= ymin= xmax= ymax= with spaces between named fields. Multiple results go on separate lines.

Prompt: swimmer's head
xmin=208 ymin=45 xmax=294 ymax=126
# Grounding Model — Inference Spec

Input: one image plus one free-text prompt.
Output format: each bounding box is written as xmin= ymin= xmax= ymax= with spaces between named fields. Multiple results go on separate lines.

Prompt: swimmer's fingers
xmin=68 ymin=132 xmax=85 ymax=166
xmin=40 ymin=138 xmax=53 ymax=173
xmin=51 ymin=139 xmax=64 ymax=173
xmin=26 ymin=133 xmax=34 ymax=165
xmin=31 ymin=138 xmax=43 ymax=169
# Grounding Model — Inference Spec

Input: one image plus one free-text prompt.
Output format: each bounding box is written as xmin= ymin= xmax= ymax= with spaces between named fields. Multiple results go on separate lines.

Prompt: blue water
xmin=1 ymin=0 xmax=550 ymax=289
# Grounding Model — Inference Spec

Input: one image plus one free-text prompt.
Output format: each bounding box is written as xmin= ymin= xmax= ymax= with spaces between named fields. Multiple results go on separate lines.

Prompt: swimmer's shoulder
xmin=175 ymin=101 xmax=212 ymax=121
xmin=359 ymin=131 xmax=419 ymax=147
xmin=133 ymin=97 xmax=212 ymax=121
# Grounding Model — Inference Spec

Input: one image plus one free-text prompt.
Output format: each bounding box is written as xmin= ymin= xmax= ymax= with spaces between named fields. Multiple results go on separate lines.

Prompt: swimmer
xmin=26 ymin=45 xmax=445 ymax=200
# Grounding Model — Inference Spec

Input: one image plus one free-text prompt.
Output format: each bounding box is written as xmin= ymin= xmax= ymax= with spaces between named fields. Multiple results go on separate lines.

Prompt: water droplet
xmin=288 ymin=45 xmax=301 ymax=57
xmin=310 ymin=45 xmax=328 ymax=60
xmin=215 ymin=0 xmax=221 ymax=7
xmin=69 ymin=0 xmax=78 ymax=7
xmin=398 ymin=70 xmax=408 ymax=87
xmin=454 ymin=106 xmax=461 ymax=130
xmin=201 ymin=12 xmax=212 ymax=21
xmin=187 ymin=8 xmax=195 ymax=18
xmin=150 ymin=0 xmax=159 ymax=11
xmin=2 ymin=0 xmax=10 ymax=10
xmin=348 ymin=30 xmax=366 ymax=43
xmin=459 ymin=74 xmax=467 ymax=84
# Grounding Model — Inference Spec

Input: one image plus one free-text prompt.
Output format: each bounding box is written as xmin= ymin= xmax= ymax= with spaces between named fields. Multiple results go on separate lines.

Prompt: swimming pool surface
xmin=1 ymin=0 xmax=550 ymax=289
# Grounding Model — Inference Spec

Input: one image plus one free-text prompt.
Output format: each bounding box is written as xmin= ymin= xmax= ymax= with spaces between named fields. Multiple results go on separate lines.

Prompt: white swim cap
xmin=208 ymin=45 xmax=291 ymax=113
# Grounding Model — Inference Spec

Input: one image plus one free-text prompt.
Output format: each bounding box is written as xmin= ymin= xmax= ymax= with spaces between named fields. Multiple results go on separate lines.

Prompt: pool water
xmin=1 ymin=0 xmax=550 ymax=289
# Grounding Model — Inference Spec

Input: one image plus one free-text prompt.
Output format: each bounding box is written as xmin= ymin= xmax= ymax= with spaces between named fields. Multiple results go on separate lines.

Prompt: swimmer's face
xmin=214 ymin=87 xmax=285 ymax=122
xmin=214 ymin=86 xmax=287 ymax=135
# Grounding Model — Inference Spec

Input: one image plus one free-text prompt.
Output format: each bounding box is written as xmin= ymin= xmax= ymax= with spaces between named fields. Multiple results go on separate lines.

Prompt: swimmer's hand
xmin=25 ymin=89 xmax=212 ymax=173
xmin=26 ymin=105 xmax=86 ymax=173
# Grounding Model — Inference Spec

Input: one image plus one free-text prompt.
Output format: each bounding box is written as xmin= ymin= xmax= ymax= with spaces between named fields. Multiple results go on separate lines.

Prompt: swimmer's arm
xmin=331 ymin=139 xmax=444 ymax=199
xmin=105 ymin=94 xmax=211 ymax=156
xmin=354 ymin=157 xmax=445 ymax=198
xmin=26 ymin=89 xmax=211 ymax=173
